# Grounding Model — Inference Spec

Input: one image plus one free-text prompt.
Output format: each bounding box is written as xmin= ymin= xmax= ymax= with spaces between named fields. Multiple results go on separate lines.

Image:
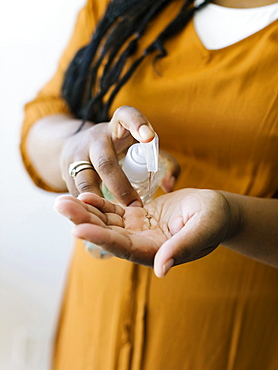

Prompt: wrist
xmin=217 ymin=190 xmax=244 ymax=244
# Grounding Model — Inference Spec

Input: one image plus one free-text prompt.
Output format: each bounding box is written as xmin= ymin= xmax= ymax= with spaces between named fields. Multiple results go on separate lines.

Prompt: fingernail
xmin=162 ymin=258 xmax=174 ymax=277
xmin=139 ymin=125 xmax=154 ymax=141
xmin=54 ymin=206 xmax=69 ymax=217
xmin=128 ymin=200 xmax=143 ymax=207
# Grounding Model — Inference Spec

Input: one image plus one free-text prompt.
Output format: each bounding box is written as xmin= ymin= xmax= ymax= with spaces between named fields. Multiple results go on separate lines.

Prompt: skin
xmin=27 ymin=107 xmax=180 ymax=206
xmin=26 ymin=0 xmax=278 ymax=277
xmin=54 ymin=189 xmax=278 ymax=278
xmin=26 ymin=0 xmax=277 ymax=200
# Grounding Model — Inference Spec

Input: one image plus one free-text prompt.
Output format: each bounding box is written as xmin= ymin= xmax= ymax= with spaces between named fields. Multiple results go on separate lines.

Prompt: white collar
xmin=194 ymin=1 xmax=278 ymax=49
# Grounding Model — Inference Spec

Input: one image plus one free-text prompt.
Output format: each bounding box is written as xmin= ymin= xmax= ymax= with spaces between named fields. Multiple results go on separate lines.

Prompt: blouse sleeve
xmin=20 ymin=0 xmax=108 ymax=192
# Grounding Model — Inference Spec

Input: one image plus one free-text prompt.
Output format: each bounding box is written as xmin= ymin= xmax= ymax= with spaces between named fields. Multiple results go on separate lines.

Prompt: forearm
xmin=221 ymin=191 xmax=278 ymax=267
xmin=26 ymin=113 xmax=91 ymax=191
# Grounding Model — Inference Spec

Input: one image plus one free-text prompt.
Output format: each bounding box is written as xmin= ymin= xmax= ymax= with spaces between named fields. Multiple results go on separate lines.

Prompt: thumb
xmin=153 ymin=233 xmax=179 ymax=279
xmin=154 ymin=215 xmax=219 ymax=278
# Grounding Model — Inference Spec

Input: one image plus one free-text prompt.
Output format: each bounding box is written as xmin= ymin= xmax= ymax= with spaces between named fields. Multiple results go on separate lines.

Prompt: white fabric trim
xmin=194 ymin=1 xmax=278 ymax=50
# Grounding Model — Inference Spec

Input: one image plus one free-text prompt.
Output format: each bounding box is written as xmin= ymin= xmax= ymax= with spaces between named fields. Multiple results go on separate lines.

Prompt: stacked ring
xmin=69 ymin=161 xmax=95 ymax=178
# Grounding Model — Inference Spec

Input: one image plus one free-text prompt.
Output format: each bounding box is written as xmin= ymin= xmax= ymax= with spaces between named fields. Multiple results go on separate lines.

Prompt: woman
xmin=21 ymin=0 xmax=278 ymax=369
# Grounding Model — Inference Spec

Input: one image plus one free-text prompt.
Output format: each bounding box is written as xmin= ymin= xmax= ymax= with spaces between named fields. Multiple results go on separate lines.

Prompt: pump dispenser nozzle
xmin=122 ymin=133 xmax=159 ymax=183
xmin=139 ymin=133 xmax=158 ymax=173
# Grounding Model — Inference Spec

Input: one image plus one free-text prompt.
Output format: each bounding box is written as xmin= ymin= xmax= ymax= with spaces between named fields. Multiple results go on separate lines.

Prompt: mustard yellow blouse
xmin=20 ymin=1 xmax=278 ymax=369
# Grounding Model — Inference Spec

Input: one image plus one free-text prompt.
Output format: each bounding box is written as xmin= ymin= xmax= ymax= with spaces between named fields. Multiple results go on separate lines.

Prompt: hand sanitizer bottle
xmin=103 ymin=133 xmax=164 ymax=204
xmin=85 ymin=133 xmax=165 ymax=258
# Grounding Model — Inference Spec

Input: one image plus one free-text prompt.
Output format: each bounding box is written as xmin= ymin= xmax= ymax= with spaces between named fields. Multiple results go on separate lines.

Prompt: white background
xmin=0 ymin=0 xmax=85 ymax=368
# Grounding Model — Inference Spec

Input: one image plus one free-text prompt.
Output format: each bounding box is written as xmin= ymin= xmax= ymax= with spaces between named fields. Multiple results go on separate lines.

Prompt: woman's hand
xmin=61 ymin=106 xmax=153 ymax=205
xmin=54 ymin=188 xmax=239 ymax=277
xmin=60 ymin=106 xmax=180 ymax=206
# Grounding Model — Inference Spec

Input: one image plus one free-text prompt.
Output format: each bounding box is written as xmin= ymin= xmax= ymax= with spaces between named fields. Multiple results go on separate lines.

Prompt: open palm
xmin=55 ymin=189 xmax=232 ymax=277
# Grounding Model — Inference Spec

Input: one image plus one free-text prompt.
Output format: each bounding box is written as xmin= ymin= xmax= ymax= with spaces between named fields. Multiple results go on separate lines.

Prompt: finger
xmin=154 ymin=216 xmax=219 ymax=278
xmin=54 ymin=195 xmax=109 ymax=225
xmin=78 ymin=192 xmax=125 ymax=217
xmin=89 ymin=134 xmax=143 ymax=207
xmin=72 ymin=224 xmax=158 ymax=266
xmin=160 ymin=151 xmax=181 ymax=193
xmin=55 ymin=195 xmax=125 ymax=228
xmin=55 ymin=194 xmax=105 ymax=221
xmin=110 ymin=106 xmax=155 ymax=143
xmin=74 ymin=167 xmax=103 ymax=196
xmin=63 ymin=171 xmax=80 ymax=197
xmin=63 ymin=159 xmax=102 ymax=197
xmin=54 ymin=195 xmax=107 ymax=226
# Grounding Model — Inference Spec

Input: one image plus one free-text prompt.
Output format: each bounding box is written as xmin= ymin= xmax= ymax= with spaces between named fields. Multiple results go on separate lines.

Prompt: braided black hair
xmin=62 ymin=0 xmax=210 ymax=125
